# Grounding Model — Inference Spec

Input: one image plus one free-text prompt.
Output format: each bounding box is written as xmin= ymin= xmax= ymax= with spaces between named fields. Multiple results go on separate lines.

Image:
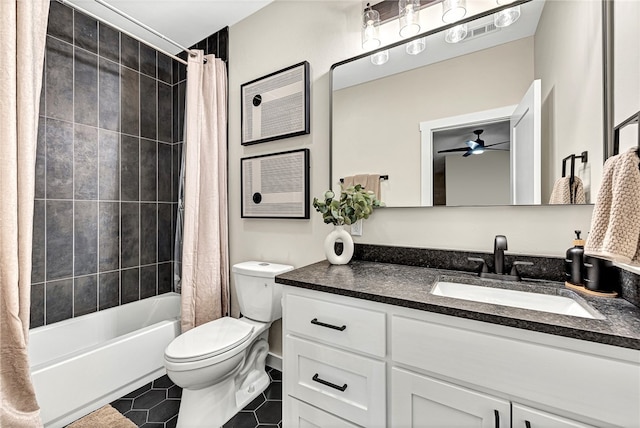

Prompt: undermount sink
xmin=431 ymin=281 xmax=601 ymax=319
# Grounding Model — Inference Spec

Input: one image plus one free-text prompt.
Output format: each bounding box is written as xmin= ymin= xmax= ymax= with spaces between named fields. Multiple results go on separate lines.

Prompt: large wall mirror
xmin=331 ymin=0 xmax=612 ymax=208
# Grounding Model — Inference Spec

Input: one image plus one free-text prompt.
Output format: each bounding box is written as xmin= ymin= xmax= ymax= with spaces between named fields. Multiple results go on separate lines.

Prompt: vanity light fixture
xmin=399 ymin=0 xmax=425 ymax=55
xmin=441 ymin=0 xmax=466 ymax=24
xmin=444 ymin=23 xmax=468 ymax=43
xmin=362 ymin=3 xmax=382 ymax=51
xmin=494 ymin=0 xmax=521 ymax=28
xmin=399 ymin=0 xmax=421 ymax=38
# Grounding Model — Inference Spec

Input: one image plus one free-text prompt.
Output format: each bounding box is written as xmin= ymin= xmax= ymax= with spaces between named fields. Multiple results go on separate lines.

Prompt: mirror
xmin=331 ymin=0 xmax=606 ymax=207
xmin=611 ymin=0 xmax=639 ymax=158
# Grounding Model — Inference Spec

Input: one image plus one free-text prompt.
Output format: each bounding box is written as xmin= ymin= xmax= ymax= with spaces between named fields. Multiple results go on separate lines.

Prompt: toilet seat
xmin=165 ymin=317 xmax=254 ymax=363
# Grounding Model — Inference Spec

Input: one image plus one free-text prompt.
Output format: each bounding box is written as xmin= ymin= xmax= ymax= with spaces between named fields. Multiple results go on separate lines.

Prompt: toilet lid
xmin=165 ymin=317 xmax=254 ymax=363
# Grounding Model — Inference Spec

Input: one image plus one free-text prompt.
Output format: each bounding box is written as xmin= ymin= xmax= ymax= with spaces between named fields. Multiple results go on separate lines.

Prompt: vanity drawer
xmin=285 ymin=335 xmax=386 ymax=427
xmin=285 ymin=293 xmax=386 ymax=358
xmin=286 ymin=397 xmax=362 ymax=428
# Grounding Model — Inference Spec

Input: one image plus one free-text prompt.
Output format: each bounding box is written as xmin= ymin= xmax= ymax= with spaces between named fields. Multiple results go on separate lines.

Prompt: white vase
xmin=323 ymin=225 xmax=354 ymax=265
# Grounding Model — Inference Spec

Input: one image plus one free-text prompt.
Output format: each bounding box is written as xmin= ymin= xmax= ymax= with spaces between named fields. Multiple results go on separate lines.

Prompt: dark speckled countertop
xmin=275 ymin=260 xmax=640 ymax=350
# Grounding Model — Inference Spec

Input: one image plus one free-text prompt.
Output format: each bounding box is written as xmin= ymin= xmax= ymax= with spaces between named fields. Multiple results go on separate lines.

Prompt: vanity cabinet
xmin=283 ymin=292 xmax=387 ymax=427
xmin=391 ymin=367 xmax=510 ymax=427
xmin=282 ymin=286 xmax=640 ymax=428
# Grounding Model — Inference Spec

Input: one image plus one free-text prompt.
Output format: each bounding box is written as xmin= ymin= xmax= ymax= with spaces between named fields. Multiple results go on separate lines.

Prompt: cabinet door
xmin=286 ymin=397 xmax=362 ymax=428
xmin=512 ymin=403 xmax=598 ymax=428
xmin=391 ymin=368 xmax=510 ymax=428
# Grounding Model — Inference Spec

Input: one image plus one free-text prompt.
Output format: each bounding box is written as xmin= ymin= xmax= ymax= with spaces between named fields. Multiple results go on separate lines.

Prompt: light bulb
xmin=371 ymin=50 xmax=389 ymax=65
xmin=406 ymin=38 xmax=425 ymax=55
xmin=494 ymin=6 xmax=521 ymax=28
xmin=445 ymin=24 xmax=467 ymax=43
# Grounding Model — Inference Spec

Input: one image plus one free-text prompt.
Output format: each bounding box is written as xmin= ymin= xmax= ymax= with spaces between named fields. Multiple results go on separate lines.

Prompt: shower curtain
xmin=180 ymin=51 xmax=230 ymax=332
xmin=0 ymin=0 xmax=49 ymax=426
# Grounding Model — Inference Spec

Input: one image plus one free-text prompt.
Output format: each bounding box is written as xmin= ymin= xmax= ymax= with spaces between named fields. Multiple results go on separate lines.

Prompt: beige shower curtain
xmin=0 ymin=0 xmax=49 ymax=426
xmin=180 ymin=51 xmax=230 ymax=332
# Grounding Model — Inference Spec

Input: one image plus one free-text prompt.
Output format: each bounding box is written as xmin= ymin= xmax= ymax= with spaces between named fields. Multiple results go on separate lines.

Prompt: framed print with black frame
xmin=241 ymin=149 xmax=310 ymax=219
xmin=241 ymin=61 xmax=310 ymax=145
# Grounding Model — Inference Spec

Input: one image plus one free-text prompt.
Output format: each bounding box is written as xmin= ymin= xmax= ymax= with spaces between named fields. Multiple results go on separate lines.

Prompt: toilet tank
xmin=232 ymin=261 xmax=294 ymax=322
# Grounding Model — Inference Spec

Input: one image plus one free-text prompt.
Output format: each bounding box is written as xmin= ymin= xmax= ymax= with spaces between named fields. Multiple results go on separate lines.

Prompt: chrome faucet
xmin=493 ymin=235 xmax=508 ymax=275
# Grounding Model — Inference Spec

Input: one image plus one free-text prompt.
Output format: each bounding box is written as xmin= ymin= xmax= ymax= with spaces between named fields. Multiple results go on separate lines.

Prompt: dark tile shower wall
xmin=30 ymin=1 xmax=187 ymax=328
xmin=32 ymin=3 xmax=230 ymax=327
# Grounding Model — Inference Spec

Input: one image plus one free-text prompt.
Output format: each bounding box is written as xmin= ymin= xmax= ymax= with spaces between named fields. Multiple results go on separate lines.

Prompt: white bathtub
xmin=29 ymin=292 xmax=181 ymax=427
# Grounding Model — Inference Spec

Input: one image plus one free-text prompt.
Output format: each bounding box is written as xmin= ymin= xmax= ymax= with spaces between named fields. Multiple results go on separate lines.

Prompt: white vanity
xmin=279 ymin=261 xmax=640 ymax=428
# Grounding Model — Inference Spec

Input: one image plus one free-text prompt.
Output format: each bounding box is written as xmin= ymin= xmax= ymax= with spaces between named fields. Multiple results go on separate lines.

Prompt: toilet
xmin=164 ymin=261 xmax=293 ymax=427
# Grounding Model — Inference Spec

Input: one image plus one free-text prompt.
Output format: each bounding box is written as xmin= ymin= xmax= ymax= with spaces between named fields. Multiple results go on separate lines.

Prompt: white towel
xmin=549 ymin=176 xmax=586 ymax=204
xmin=585 ymin=147 xmax=640 ymax=265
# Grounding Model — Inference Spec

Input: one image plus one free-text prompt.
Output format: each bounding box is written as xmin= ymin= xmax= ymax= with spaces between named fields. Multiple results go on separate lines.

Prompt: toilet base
xmin=175 ymin=338 xmax=271 ymax=428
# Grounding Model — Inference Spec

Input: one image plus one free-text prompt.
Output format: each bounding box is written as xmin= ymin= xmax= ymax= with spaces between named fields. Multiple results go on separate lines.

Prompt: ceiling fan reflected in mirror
xmin=437 ymin=129 xmax=509 ymax=157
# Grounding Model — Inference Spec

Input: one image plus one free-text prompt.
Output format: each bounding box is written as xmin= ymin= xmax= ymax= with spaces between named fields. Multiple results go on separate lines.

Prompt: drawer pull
xmin=525 ymin=421 xmax=531 ymax=428
xmin=494 ymin=410 xmax=500 ymax=428
xmin=310 ymin=318 xmax=346 ymax=331
xmin=312 ymin=373 xmax=348 ymax=392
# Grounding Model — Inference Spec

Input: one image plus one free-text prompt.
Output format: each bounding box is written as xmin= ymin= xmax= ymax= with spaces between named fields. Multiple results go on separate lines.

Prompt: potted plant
xmin=313 ymin=184 xmax=383 ymax=264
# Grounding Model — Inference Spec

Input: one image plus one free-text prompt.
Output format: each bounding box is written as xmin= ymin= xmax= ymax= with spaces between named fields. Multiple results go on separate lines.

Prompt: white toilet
xmin=164 ymin=261 xmax=293 ymax=427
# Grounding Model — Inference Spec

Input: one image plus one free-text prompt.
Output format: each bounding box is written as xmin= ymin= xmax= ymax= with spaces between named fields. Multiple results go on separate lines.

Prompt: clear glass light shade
xmin=371 ymin=50 xmax=389 ymax=65
xmin=399 ymin=0 xmax=421 ymax=38
xmin=441 ymin=0 xmax=466 ymax=23
xmin=494 ymin=6 xmax=521 ymax=27
xmin=406 ymin=37 xmax=425 ymax=55
xmin=444 ymin=24 xmax=467 ymax=43
xmin=362 ymin=8 xmax=381 ymax=50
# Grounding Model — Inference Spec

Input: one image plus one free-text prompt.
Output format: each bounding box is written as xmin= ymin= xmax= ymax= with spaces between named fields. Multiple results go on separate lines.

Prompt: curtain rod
xmin=56 ymin=0 xmax=190 ymax=65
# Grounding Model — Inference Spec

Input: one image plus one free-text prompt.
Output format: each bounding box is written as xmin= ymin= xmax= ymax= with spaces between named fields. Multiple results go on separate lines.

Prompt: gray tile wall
xmin=31 ymin=1 xmax=186 ymax=328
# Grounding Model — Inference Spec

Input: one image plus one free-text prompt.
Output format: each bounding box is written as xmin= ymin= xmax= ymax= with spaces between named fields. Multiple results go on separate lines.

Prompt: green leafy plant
xmin=312 ymin=184 xmax=383 ymax=226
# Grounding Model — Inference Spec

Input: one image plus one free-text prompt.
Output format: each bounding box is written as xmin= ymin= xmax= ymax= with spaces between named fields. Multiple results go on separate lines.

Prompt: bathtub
xmin=29 ymin=292 xmax=181 ymax=427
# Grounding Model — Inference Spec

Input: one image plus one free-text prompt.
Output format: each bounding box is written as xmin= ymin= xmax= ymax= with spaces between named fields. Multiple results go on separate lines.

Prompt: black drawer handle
xmin=525 ymin=421 xmax=532 ymax=428
xmin=312 ymin=373 xmax=348 ymax=392
xmin=310 ymin=318 xmax=346 ymax=331
xmin=494 ymin=410 xmax=500 ymax=428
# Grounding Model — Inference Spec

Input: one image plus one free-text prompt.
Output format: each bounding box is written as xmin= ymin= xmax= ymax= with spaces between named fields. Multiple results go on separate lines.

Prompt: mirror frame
xmin=329 ymin=0 xmax=613 ymax=198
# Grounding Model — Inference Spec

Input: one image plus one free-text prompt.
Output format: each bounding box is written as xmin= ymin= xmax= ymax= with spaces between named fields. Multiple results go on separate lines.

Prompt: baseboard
xmin=266 ymin=352 xmax=282 ymax=372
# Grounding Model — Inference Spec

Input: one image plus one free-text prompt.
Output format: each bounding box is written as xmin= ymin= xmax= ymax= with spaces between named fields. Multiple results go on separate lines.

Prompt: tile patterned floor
xmin=110 ymin=367 xmax=282 ymax=428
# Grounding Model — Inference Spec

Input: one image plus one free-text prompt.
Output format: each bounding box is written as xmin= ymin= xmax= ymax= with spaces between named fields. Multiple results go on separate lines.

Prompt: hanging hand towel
xmin=585 ymin=147 xmax=640 ymax=265
xmin=549 ymin=176 xmax=586 ymax=204
xmin=341 ymin=174 xmax=381 ymax=200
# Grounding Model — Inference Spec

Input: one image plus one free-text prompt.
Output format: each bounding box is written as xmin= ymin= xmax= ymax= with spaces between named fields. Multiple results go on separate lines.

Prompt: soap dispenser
xmin=564 ymin=230 xmax=585 ymax=286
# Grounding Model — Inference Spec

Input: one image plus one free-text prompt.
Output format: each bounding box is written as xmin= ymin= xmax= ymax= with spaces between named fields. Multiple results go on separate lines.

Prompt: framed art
xmin=241 ymin=61 xmax=310 ymax=145
xmin=241 ymin=149 xmax=310 ymax=219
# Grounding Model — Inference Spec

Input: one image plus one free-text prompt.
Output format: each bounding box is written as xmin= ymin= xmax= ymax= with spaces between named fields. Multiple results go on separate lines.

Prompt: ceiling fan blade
xmin=438 ymin=147 xmax=469 ymax=153
xmin=462 ymin=151 xmax=473 ymax=157
xmin=484 ymin=141 xmax=509 ymax=148
xmin=484 ymin=147 xmax=509 ymax=151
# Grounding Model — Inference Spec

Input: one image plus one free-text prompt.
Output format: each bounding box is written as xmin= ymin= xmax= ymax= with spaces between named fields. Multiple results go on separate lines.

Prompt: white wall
xmin=230 ymin=1 xmax=595 ymax=356
xmin=534 ymin=0 xmax=603 ymax=203
xmin=446 ymin=151 xmax=510 ymax=206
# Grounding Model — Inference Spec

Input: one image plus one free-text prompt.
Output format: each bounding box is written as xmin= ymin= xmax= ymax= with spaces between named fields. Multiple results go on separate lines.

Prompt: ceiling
xmin=62 ymin=0 xmax=274 ymax=55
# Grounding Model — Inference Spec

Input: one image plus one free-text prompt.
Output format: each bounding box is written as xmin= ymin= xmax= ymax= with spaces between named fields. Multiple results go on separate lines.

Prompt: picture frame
xmin=241 ymin=61 xmax=310 ymax=145
xmin=241 ymin=149 xmax=310 ymax=219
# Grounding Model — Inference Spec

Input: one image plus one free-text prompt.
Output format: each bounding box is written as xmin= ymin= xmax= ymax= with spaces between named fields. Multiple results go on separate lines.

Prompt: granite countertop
xmin=275 ymin=260 xmax=640 ymax=350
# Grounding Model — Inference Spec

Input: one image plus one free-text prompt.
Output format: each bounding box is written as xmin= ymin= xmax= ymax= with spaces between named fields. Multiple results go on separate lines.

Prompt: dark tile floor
xmin=110 ymin=367 xmax=282 ymax=428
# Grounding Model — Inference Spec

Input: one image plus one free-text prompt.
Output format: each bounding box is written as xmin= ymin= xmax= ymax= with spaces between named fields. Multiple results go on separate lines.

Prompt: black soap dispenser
xmin=564 ymin=230 xmax=585 ymax=286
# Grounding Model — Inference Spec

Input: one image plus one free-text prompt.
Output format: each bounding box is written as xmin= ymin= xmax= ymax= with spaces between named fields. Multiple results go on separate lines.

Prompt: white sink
xmin=431 ymin=281 xmax=599 ymax=319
